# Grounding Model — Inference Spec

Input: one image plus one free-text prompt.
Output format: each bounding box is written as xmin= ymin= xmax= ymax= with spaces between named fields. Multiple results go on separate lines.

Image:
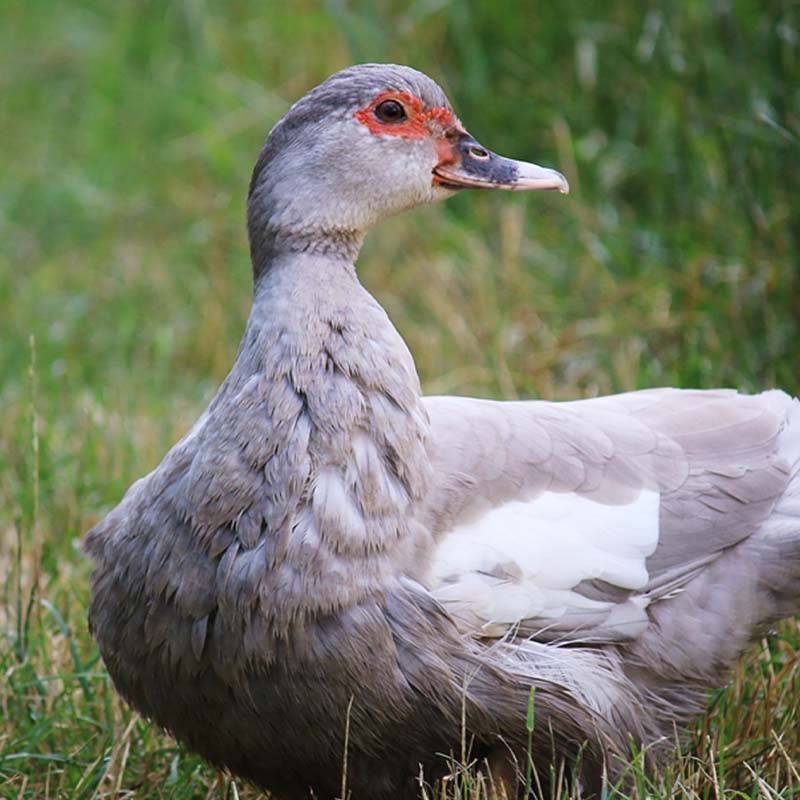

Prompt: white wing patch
xmin=428 ymin=490 xmax=660 ymax=638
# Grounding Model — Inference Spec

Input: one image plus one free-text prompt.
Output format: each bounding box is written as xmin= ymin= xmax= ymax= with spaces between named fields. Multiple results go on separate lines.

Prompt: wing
xmin=419 ymin=388 xmax=800 ymax=652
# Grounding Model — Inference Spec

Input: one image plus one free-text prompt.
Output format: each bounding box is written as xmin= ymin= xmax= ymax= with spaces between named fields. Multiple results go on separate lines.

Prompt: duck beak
xmin=432 ymin=131 xmax=569 ymax=194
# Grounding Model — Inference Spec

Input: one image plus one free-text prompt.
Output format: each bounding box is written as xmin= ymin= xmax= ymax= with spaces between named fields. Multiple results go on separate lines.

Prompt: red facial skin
xmin=354 ymin=90 xmax=455 ymax=138
xmin=354 ymin=91 xmax=465 ymax=187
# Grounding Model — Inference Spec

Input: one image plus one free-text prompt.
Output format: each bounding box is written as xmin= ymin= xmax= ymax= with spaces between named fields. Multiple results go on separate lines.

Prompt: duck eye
xmin=374 ymin=100 xmax=407 ymax=123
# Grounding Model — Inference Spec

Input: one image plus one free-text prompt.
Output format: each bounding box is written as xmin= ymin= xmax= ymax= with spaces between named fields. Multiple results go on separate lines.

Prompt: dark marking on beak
xmin=433 ymin=130 xmax=568 ymax=194
xmin=455 ymin=137 xmax=519 ymax=185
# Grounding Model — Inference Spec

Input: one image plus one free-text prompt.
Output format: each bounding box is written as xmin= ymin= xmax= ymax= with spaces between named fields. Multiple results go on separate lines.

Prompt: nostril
xmin=467 ymin=145 xmax=490 ymax=160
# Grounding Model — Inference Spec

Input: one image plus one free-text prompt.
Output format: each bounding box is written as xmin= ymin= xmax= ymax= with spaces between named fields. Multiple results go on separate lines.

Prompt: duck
xmin=85 ymin=63 xmax=800 ymax=799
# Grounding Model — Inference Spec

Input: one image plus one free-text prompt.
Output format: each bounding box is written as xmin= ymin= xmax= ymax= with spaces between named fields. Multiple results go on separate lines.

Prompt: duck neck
xmin=248 ymin=208 xmax=366 ymax=282
xmin=224 ymin=246 xmax=433 ymax=613
xmin=237 ymin=246 xmax=428 ymax=466
xmin=251 ymin=243 xmax=362 ymax=306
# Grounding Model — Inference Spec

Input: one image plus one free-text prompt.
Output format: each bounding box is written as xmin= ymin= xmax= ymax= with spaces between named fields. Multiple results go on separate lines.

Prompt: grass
xmin=1 ymin=0 xmax=799 ymax=797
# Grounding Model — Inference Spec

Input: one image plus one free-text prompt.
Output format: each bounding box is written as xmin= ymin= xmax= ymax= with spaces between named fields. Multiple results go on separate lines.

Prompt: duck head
xmin=247 ymin=63 xmax=568 ymax=268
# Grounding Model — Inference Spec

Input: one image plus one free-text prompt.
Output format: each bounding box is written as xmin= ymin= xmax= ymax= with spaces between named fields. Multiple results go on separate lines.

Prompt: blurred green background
xmin=1 ymin=1 xmax=799 ymax=797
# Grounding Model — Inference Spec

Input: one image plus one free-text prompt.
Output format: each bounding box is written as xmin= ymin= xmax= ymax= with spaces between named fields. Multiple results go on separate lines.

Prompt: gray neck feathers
xmin=247 ymin=202 xmax=365 ymax=280
xmin=210 ymin=251 xmax=432 ymax=626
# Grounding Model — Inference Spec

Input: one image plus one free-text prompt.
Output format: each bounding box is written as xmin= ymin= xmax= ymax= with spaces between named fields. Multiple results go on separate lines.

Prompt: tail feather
xmin=758 ymin=393 xmax=800 ymax=620
xmin=615 ymin=392 xmax=800 ymax=741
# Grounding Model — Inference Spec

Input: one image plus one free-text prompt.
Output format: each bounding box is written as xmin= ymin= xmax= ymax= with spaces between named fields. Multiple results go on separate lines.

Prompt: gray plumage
xmin=86 ymin=64 xmax=800 ymax=798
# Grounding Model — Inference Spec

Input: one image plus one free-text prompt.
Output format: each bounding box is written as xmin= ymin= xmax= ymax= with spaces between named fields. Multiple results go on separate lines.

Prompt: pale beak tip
xmin=512 ymin=161 xmax=571 ymax=194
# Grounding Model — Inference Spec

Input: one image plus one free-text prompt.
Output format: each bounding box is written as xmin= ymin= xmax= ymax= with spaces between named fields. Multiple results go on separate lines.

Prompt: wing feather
xmin=421 ymin=388 xmax=800 ymax=648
